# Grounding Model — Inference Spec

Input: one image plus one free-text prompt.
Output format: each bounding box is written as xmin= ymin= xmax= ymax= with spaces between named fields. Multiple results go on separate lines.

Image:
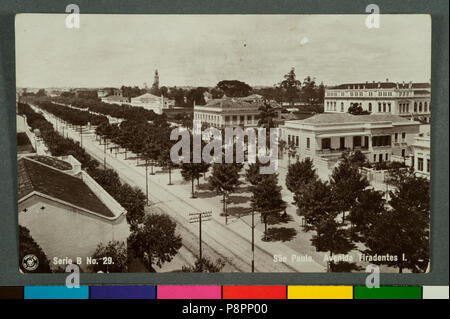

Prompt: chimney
xmin=386 ymin=78 xmax=389 ymax=82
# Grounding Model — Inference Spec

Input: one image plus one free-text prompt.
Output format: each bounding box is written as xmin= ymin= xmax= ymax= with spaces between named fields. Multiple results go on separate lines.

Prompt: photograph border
xmin=0 ymin=0 xmax=448 ymax=286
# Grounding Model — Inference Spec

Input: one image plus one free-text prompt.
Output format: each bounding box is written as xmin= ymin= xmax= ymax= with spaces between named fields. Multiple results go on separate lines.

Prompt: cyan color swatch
xmin=24 ymin=286 xmax=89 ymax=299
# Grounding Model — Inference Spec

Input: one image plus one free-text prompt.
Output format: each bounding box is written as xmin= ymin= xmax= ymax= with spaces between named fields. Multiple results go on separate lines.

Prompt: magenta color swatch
xmin=157 ymin=285 xmax=221 ymax=299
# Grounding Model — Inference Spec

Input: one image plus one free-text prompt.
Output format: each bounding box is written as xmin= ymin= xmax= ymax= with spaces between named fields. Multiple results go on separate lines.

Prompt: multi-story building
xmin=324 ymin=80 xmax=431 ymax=123
xmin=411 ymin=127 xmax=430 ymax=178
xmin=280 ymin=113 xmax=420 ymax=176
xmin=193 ymin=94 xmax=281 ymax=128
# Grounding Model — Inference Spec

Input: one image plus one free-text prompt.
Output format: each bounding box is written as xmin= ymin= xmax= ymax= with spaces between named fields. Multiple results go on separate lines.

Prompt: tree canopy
xmin=89 ymin=240 xmax=128 ymax=273
xmin=286 ymin=158 xmax=317 ymax=193
xmin=215 ymin=80 xmax=252 ymax=97
xmin=129 ymin=214 xmax=182 ymax=271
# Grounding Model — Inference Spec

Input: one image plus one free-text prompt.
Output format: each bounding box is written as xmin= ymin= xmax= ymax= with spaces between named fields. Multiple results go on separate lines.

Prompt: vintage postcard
xmin=15 ymin=14 xmax=431 ymax=273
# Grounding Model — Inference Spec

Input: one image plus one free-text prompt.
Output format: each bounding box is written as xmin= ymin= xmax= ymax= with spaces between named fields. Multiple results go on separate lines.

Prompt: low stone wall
xmin=56 ymin=155 xmax=82 ymax=175
xmin=22 ymin=117 xmax=49 ymax=156
xmin=80 ymin=170 xmax=127 ymax=219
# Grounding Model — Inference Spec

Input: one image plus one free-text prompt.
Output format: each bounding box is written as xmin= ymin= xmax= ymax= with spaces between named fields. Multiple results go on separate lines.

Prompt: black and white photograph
xmin=15 ymin=14 xmax=431 ymax=274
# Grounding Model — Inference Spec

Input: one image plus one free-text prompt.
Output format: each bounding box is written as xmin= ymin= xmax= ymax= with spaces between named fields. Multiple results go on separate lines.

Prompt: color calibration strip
xmin=0 ymin=285 xmax=448 ymax=300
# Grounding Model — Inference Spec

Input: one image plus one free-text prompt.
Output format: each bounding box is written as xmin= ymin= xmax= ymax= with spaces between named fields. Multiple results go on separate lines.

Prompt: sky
xmin=15 ymin=14 xmax=431 ymax=88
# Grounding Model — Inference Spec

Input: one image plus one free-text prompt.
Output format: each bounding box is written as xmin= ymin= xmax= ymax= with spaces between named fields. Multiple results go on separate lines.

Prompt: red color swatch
xmin=223 ymin=286 xmax=286 ymax=299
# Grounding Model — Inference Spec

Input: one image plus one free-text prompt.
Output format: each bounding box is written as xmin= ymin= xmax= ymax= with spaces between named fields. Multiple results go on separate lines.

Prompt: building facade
xmin=194 ymin=94 xmax=281 ymax=128
xmin=411 ymin=127 xmax=430 ymax=178
xmin=324 ymin=80 xmax=431 ymax=123
xmin=130 ymin=92 xmax=175 ymax=115
xmin=280 ymin=113 xmax=421 ymax=177
xmin=101 ymin=89 xmax=130 ymax=105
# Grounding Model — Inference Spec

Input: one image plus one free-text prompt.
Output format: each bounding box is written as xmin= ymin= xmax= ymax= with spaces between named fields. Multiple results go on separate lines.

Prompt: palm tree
xmin=258 ymin=101 xmax=278 ymax=129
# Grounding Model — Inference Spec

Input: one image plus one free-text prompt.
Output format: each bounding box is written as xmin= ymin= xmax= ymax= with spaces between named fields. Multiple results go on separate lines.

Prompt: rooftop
xmin=290 ymin=113 xmax=414 ymax=125
xmin=18 ymin=157 xmax=114 ymax=218
xmin=132 ymin=93 xmax=160 ymax=100
xmin=328 ymin=82 xmax=430 ymax=90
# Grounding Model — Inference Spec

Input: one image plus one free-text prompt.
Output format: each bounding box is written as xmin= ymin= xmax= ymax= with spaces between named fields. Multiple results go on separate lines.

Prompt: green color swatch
xmin=354 ymin=286 xmax=422 ymax=299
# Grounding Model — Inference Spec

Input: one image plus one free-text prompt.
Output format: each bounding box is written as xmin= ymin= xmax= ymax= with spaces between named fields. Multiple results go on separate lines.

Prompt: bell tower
xmin=153 ymin=69 xmax=159 ymax=90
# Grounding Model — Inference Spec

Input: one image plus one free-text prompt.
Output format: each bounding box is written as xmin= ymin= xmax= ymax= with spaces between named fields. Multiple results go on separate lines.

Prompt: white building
xmin=101 ymin=89 xmax=130 ymax=105
xmin=130 ymin=92 xmax=175 ymax=115
xmin=194 ymin=94 xmax=281 ymax=128
xmin=18 ymin=155 xmax=130 ymax=271
xmin=280 ymin=113 xmax=421 ymax=177
xmin=324 ymin=80 xmax=431 ymax=123
xmin=97 ymin=89 xmax=110 ymax=98
xmin=411 ymin=126 xmax=430 ymax=178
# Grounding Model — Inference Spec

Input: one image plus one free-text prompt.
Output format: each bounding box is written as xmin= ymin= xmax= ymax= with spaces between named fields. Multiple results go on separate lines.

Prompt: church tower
xmin=152 ymin=69 xmax=159 ymax=91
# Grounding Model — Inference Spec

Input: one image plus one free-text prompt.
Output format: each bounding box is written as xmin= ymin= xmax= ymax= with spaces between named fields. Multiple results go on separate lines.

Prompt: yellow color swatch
xmin=288 ymin=286 xmax=353 ymax=299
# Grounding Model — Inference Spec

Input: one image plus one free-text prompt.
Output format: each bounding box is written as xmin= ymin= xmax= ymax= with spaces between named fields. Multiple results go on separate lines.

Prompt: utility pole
xmin=80 ymin=125 xmax=83 ymax=148
xmin=225 ymin=191 xmax=228 ymax=225
xmin=103 ymin=137 xmax=107 ymax=169
xmin=145 ymin=159 xmax=149 ymax=206
xmin=239 ymin=208 xmax=283 ymax=272
xmin=189 ymin=211 xmax=212 ymax=271
xmin=251 ymin=210 xmax=255 ymax=272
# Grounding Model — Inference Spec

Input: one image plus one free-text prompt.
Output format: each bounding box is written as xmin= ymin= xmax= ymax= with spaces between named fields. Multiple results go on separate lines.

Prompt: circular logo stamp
xmin=22 ymin=254 xmax=39 ymax=271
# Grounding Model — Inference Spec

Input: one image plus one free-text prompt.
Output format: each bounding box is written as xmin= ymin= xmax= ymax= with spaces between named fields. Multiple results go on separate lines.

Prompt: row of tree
xmin=18 ymin=102 xmax=185 ymax=273
xmin=18 ymin=103 xmax=147 ymax=228
xmin=37 ymin=101 xmax=108 ymax=126
xmin=286 ymin=151 xmax=430 ymax=273
xmin=50 ymin=96 xmax=163 ymax=122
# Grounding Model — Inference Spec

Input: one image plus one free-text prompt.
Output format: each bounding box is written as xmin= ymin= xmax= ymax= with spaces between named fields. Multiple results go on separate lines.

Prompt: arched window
xmin=419 ymin=102 xmax=423 ymax=112
xmin=368 ymin=103 xmax=372 ymax=112
xmin=414 ymin=102 xmax=417 ymax=113
xmin=424 ymin=102 xmax=428 ymax=112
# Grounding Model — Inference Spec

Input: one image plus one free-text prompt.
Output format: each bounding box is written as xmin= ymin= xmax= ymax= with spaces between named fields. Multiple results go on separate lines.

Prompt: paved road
xmin=32 ymin=103 xmax=325 ymax=273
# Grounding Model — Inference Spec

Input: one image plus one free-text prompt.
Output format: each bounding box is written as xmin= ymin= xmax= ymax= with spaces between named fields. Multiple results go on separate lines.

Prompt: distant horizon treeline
xmin=21 ymin=68 xmax=325 ymax=112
